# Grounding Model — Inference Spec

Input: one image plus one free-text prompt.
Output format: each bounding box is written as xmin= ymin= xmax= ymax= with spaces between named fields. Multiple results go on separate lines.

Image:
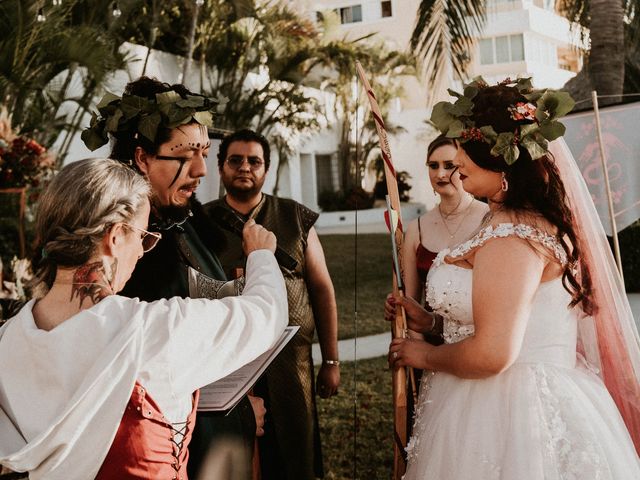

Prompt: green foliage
xmin=309 ymin=16 xmax=415 ymax=194
xmin=370 ymin=155 xmax=413 ymax=202
xmin=318 ymin=187 xmax=375 ymax=212
xmin=82 ymin=90 xmax=219 ymax=151
xmin=411 ymin=0 xmax=487 ymax=93
xmin=373 ymin=171 xmax=412 ymax=202
xmin=0 ymin=0 xmax=129 ymax=164
xmin=431 ymin=77 xmax=576 ymax=165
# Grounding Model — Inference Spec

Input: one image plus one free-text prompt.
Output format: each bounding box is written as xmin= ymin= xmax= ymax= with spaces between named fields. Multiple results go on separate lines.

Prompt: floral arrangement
xmin=430 ymin=77 xmax=576 ymax=165
xmin=0 ymin=108 xmax=54 ymax=189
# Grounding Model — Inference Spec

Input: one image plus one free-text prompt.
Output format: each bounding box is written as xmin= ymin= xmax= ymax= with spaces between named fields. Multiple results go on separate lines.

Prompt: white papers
xmin=197 ymin=326 xmax=299 ymax=413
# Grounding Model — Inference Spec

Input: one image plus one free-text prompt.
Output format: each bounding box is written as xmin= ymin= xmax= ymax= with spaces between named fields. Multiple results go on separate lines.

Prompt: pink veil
xmin=550 ymin=139 xmax=640 ymax=452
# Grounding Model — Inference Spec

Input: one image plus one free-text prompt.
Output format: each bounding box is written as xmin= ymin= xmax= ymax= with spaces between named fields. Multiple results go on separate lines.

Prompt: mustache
xmin=180 ymin=180 xmax=200 ymax=189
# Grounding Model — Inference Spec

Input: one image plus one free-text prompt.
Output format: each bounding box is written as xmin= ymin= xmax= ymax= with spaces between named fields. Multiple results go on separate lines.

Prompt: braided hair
xmin=30 ymin=158 xmax=150 ymax=296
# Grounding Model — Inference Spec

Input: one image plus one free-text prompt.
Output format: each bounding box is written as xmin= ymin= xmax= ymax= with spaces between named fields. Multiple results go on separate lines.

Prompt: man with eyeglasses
xmin=82 ymin=77 xmax=265 ymax=480
xmin=206 ymin=129 xmax=340 ymax=480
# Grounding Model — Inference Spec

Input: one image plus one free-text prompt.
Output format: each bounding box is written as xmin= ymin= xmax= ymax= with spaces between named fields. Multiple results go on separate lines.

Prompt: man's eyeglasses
xmin=225 ymin=155 xmax=264 ymax=170
xmin=124 ymin=224 xmax=162 ymax=252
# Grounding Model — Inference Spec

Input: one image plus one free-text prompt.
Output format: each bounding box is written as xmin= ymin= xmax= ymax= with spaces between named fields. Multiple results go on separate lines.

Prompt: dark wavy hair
xmin=109 ymin=76 xmax=199 ymax=164
xmin=461 ymin=84 xmax=593 ymax=313
xmin=217 ymin=128 xmax=271 ymax=171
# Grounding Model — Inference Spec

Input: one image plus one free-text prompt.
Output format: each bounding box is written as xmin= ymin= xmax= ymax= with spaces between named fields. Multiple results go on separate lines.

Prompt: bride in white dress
xmin=388 ymin=79 xmax=640 ymax=479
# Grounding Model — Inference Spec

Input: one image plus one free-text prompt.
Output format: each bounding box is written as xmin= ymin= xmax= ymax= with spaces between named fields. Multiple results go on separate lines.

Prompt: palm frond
xmin=411 ymin=0 xmax=486 ymax=88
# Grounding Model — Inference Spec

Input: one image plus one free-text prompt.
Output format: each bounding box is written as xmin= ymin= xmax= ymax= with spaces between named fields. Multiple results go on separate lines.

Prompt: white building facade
xmin=304 ymin=0 xmax=584 ymax=214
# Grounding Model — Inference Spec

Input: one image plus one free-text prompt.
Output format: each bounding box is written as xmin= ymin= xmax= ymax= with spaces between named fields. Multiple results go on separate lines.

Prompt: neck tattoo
xmin=68 ymin=259 xmax=117 ymax=307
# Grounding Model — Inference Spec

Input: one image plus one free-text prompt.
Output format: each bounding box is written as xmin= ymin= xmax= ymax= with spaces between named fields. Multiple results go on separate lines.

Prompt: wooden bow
xmin=355 ymin=61 xmax=411 ymax=479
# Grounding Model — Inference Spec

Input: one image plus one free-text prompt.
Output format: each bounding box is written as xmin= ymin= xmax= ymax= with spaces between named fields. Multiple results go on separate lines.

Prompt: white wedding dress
xmin=403 ymin=224 xmax=640 ymax=480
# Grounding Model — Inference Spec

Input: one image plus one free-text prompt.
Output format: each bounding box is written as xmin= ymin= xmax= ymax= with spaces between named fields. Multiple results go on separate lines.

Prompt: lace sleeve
xmin=446 ymin=223 xmax=568 ymax=266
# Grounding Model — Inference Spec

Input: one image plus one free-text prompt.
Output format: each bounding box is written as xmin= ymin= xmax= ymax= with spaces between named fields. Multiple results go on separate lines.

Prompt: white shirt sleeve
xmin=136 ymin=249 xmax=288 ymax=398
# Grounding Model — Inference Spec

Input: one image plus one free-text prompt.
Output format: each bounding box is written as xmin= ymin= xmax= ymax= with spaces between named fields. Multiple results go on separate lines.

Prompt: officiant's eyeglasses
xmin=225 ymin=155 xmax=264 ymax=170
xmin=124 ymin=224 xmax=162 ymax=252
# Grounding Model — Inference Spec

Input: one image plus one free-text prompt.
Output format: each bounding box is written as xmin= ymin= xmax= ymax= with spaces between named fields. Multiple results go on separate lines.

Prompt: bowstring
xmin=352 ymin=69 xmax=360 ymax=480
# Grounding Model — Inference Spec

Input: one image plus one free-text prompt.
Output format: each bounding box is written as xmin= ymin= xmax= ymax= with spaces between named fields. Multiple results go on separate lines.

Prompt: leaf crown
xmin=81 ymin=90 xmax=219 ymax=152
xmin=430 ymin=77 xmax=575 ymax=165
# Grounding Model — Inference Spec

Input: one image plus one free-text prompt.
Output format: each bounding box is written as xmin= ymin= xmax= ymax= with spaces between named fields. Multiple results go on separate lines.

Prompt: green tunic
xmin=206 ymin=194 xmax=323 ymax=480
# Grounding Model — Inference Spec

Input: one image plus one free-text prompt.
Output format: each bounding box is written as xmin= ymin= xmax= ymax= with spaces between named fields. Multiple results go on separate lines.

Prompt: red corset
xmin=96 ymin=382 xmax=199 ymax=480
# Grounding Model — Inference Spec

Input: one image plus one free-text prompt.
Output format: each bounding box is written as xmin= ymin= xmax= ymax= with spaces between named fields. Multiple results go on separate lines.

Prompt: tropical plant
xmin=310 ymin=11 xmax=415 ymax=194
xmin=411 ymin=0 xmax=485 ymax=98
xmin=0 ymin=0 xmax=129 ymax=165
xmin=192 ymin=1 xmax=325 ymax=195
xmin=412 ymin=0 xmax=640 ymax=106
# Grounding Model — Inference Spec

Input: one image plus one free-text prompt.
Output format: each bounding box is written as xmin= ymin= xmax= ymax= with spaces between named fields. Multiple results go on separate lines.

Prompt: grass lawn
xmin=317 ymin=356 xmax=394 ymax=479
xmin=319 ymin=234 xmax=393 ymax=339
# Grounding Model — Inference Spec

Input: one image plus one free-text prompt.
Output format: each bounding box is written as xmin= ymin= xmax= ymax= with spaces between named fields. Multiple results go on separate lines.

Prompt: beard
xmin=222 ymin=176 xmax=265 ymax=202
xmin=151 ymin=193 xmax=196 ymax=227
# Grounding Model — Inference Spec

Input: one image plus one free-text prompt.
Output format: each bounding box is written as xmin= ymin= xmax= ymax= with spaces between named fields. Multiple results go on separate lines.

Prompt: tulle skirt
xmin=403 ymin=363 xmax=640 ymax=479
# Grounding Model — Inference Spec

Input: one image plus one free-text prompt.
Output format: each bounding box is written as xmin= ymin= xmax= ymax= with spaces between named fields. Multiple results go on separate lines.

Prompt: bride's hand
xmin=388 ymin=337 xmax=432 ymax=370
xmin=386 ymin=293 xmax=437 ymax=334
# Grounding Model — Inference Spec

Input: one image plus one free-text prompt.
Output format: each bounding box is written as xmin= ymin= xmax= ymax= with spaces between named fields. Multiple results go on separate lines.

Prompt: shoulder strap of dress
xmin=447 ymin=223 xmax=568 ymax=266
xmin=417 ymin=216 xmax=423 ymax=243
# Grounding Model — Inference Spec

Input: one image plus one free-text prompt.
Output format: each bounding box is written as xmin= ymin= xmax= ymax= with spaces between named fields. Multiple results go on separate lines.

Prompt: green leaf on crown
xmin=491 ymin=132 xmax=519 ymax=164
xmin=515 ymin=77 xmax=533 ymax=94
xmin=463 ymin=85 xmax=479 ymax=100
xmin=480 ymin=125 xmax=498 ymax=142
xmin=538 ymin=120 xmax=566 ymax=141
xmin=537 ymin=90 xmax=575 ymax=121
xmin=431 ymin=101 xmax=456 ymax=133
xmin=193 ymin=111 xmax=213 ymax=127
xmin=97 ymin=92 xmax=120 ymax=109
xmin=120 ymin=95 xmax=149 ymax=119
xmin=446 ymin=119 xmax=465 ymax=138
xmin=162 ymin=103 xmax=194 ymax=127
xmin=81 ymin=126 xmax=108 ymax=151
xmin=138 ymin=112 xmax=162 ymax=143
xmin=177 ymin=95 xmax=206 ymax=108
xmin=156 ymin=91 xmax=182 ymax=105
xmin=520 ymin=131 xmax=548 ymax=160
xmin=105 ymin=108 xmax=123 ymax=133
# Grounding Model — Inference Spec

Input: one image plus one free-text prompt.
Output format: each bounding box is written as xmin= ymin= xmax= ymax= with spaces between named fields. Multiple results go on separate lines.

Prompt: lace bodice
xmin=426 ymin=223 xmax=577 ymax=362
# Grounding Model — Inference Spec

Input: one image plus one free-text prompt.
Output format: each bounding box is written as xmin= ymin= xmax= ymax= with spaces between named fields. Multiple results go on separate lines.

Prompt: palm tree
xmin=559 ymin=0 xmax=627 ymax=106
xmin=193 ymin=1 xmax=324 ymax=195
xmin=412 ymin=0 xmax=638 ymax=106
xmin=0 ymin=0 xmax=128 ymax=163
xmin=309 ymin=11 xmax=415 ymax=195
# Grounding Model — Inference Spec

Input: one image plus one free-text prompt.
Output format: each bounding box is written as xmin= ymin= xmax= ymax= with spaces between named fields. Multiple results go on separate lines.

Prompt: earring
xmin=501 ymin=172 xmax=509 ymax=192
xmin=433 ymin=188 xmax=437 ymax=196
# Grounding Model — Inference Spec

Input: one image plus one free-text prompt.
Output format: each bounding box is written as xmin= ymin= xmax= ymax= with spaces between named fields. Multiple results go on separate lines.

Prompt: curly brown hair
xmin=460 ymin=84 xmax=594 ymax=313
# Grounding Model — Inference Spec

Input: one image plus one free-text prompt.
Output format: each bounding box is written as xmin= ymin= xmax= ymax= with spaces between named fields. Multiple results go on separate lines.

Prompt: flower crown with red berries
xmin=430 ymin=77 xmax=575 ymax=165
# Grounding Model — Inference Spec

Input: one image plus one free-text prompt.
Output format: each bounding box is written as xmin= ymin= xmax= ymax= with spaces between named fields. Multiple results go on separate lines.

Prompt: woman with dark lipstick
xmin=385 ymin=136 xmax=487 ymax=343
xmin=402 ymin=135 xmax=487 ymax=304
xmin=389 ymin=78 xmax=640 ymax=478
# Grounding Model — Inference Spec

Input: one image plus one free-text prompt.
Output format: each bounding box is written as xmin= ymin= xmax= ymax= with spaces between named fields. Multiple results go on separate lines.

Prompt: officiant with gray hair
xmin=81 ymin=75 xmax=265 ymax=480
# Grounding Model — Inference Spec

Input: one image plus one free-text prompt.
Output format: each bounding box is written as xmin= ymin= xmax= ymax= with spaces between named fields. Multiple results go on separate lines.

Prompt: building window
xmin=479 ymin=38 xmax=494 ymax=65
xmin=315 ymin=154 xmax=339 ymax=198
xmin=495 ymin=36 xmax=510 ymax=63
xmin=478 ymin=34 xmax=525 ymax=65
xmin=381 ymin=1 xmax=392 ymax=17
xmin=510 ymin=34 xmax=524 ymax=61
xmin=338 ymin=4 xmax=362 ymax=24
